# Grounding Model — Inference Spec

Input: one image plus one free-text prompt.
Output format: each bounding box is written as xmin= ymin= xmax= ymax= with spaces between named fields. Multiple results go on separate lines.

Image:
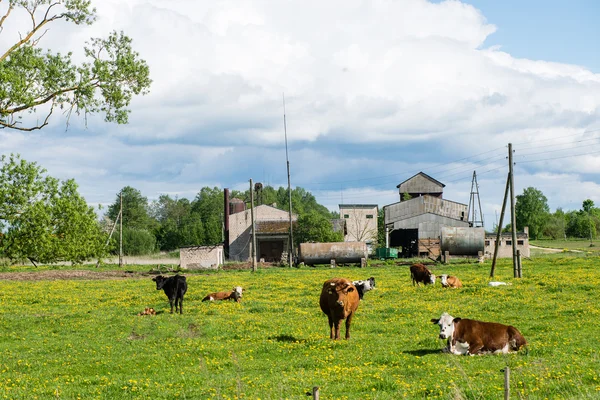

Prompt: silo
xmin=229 ymin=198 xmax=246 ymax=214
xmin=440 ymin=227 xmax=484 ymax=256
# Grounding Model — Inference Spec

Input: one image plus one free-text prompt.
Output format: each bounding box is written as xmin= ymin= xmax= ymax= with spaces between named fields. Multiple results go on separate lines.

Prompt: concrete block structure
xmin=228 ymin=204 xmax=297 ymax=262
xmin=339 ymin=204 xmax=378 ymax=252
xmin=484 ymin=227 xmax=530 ymax=259
xmin=180 ymin=245 xmax=224 ymax=270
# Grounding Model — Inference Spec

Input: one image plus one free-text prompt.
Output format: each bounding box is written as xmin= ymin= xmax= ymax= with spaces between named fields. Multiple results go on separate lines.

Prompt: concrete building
xmin=339 ymin=204 xmax=378 ymax=252
xmin=484 ymin=227 xmax=530 ymax=259
xmin=228 ymin=204 xmax=297 ymax=262
xmin=180 ymin=245 xmax=224 ymax=270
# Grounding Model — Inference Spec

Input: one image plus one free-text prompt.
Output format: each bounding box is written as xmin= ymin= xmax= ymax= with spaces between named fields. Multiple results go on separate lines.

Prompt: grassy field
xmin=530 ymin=238 xmax=600 ymax=253
xmin=1 ymin=255 xmax=599 ymax=399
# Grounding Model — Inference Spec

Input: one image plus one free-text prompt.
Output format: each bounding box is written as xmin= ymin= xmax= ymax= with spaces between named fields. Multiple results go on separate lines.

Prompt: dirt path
xmin=0 ymin=269 xmax=153 ymax=281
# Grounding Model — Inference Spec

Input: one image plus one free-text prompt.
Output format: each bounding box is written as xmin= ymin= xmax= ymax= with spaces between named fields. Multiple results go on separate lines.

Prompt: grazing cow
xmin=431 ymin=312 xmax=527 ymax=355
xmin=440 ymin=274 xmax=462 ymax=288
xmin=202 ymin=286 xmax=244 ymax=303
xmin=352 ymin=277 xmax=376 ymax=300
xmin=410 ymin=263 xmax=436 ymax=286
xmin=319 ymin=278 xmax=360 ymax=340
xmin=152 ymin=275 xmax=187 ymax=314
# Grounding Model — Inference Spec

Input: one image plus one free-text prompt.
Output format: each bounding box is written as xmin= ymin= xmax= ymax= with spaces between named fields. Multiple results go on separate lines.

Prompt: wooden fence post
xmin=312 ymin=386 xmax=320 ymax=400
xmin=504 ymin=367 xmax=510 ymax=400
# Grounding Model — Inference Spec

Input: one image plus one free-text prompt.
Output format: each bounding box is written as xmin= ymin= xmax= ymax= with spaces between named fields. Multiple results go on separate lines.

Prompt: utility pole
xmin=508 ymin=143 xmax=519 ymax=278
xmin=250 ymin=179 xmax=257 ymax=272
xmin=119 ymin=191 xmax=123 ymax=268
xmin=490 ymin=173 xmax=510 ymax=278
xmin=283 ymin=94 xmax=294 ymax=266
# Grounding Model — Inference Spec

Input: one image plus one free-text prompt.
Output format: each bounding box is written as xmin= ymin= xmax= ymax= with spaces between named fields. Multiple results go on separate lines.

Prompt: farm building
xmin=225 ymin=190 xmax=297 ymax=262
xmin=339 ymin=204 xmax=378 ymax=252
xmin=180 ymin=245 xmax=224 ymax=270
xmin=384 ymin=172 xmax=530 ymax=259
xmin=384 ymin=172 xmax=469 ymax=258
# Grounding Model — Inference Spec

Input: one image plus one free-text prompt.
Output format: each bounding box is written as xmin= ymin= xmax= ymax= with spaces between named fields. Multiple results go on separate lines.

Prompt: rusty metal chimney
xmin=224 ymin=188 xmax=230 ymax=258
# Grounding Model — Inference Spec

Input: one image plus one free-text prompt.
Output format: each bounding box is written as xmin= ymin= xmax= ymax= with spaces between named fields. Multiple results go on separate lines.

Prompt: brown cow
xmin=440 ymin=274 xmax=462 ymax=288
xmin=431 ymin=312 xmax=527 ymax=355
xmin=319 ymin=278 xmax=360 ymax=340
xmin=410 ymin=263 xmax=436 ymax=286
xmin=202 ymin=286 xmax=244 ymax=303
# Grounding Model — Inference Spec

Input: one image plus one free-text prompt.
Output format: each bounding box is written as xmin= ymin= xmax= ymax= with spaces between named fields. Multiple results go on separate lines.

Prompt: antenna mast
xmin=283 ymin=94 xmax=294 ymax=266
xmin=467 ymin=170 xmax=484 ymax=228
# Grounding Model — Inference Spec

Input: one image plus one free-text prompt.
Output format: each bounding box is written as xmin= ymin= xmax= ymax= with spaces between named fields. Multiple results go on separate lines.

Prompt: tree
xmin=0 ymin=0 xmax=151 ymax=131
xmin=0 ymin=154 xmax=107 ymax=264
xmin=515 ymin=187 xmax=550 ymax=239
xmin=294 ymin=212 xmax=343 ymax=246
xmin=107 ymin=186 xmax=152 ymax=230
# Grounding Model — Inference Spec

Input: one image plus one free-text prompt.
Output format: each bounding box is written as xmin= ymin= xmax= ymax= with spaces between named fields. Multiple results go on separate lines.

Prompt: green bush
xmin=122 ymin=227 xmax=156 ymax=255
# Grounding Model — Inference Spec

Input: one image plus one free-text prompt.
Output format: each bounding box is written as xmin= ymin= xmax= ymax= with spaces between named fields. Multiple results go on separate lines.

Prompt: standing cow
xmin=152 ymin=275 xmax=187 ymax=314
xmin=352 ymin=277 xmax=376 ymax=300
xmin=319 ymin=278 xmax=360 ymax=340
xmin=410 ymin=263 xmax=436 ymax=286
xmin=431 ymin=312 xmax=527 ymax=355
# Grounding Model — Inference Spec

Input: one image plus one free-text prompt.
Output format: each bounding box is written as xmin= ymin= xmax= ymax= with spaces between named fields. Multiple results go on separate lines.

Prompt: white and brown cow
xmin=440 ymin=274 xmax=462 ymax=288
xmin=319 ymin=278 xmax=360 ymax=340
xmin=202 ymin=286 xmax=244 ymax=303
xmin=431 ymin=312 xmax=527 ymax=355
xmin=410 ymin=263 xmax=436 ymax=286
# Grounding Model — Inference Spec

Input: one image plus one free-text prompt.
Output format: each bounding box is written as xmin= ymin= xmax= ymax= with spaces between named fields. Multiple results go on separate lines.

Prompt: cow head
xmin=152 ymin=275 xmax=167 ymax=290
xmin=440 ymin=274 xmax=448 ymax=287
xmin=233 ymin=286 xmax=244 ymax=299
xmin=327 ymin=280 xmax=355 ymax=308
xmin=428 ymin=273 xmax=436 ymax=285
xmin=431 ymin=312 xmax=460 ymax=340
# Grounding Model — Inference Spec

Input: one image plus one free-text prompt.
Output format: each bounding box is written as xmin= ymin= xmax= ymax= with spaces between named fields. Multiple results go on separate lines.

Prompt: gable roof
xmin=396 ymin=172 xmax=445 ymax=189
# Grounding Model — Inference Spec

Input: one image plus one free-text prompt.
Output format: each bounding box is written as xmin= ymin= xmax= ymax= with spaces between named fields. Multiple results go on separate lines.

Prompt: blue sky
xmin=1 ymin=0 xmax=599 ymax=232
xmin=466 ymin=0 xmax=600 ymax=72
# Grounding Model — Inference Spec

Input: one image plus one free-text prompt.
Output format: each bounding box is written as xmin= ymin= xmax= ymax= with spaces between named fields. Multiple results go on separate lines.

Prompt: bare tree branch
xmin=0 ymin=3 xmax=13 ymax=32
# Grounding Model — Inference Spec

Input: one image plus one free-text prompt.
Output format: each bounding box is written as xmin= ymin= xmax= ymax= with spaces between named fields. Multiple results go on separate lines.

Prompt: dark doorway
xmin=389 ymin=229 xmax=418 ymax=257
xmin=258 ymin=240 xmax=284 ymax=262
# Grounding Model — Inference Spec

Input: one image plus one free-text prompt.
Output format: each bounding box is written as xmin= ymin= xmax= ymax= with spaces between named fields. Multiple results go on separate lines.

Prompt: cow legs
xmin=177 ymin=297 xmax=183 ymax=314
xmin=468 ymin=341 xmax=484 ymax=355
xmin=169 ymin=297 xmax=175 ymax=314
xmin=345 ymin=314 xmax=353 ymax=340
xmin=327 ymin=314 xmax=335 ymax=339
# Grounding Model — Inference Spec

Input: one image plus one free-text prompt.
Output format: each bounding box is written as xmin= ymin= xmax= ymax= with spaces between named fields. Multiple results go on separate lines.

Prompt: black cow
xmin=352 ymin=277 xmax=376 ymax=300
xmin=152 ymin=275 xmax=187 ymax=314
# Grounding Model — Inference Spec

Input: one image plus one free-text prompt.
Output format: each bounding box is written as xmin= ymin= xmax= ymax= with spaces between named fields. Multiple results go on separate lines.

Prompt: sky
xmin=1 ymin=0 xmax=600 ymax=232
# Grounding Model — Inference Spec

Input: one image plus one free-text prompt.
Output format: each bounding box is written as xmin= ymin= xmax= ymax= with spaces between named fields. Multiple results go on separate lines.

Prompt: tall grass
xmin=0 ymin=256 xmax=599 ymax=399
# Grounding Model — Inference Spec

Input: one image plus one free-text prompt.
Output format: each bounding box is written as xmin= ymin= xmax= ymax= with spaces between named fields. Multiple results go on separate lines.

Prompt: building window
xmin=485 ymin=240 xmax=490 ymax=246
xmin=517 ymin=240 xmax=524 ymax=245
xmin=506 ymin=240 xmax=512 ymax=245
xmin=366 ymin=214 xmax=374 ymax=219
xmin=343 ymin=214 xmax=349 ymax=218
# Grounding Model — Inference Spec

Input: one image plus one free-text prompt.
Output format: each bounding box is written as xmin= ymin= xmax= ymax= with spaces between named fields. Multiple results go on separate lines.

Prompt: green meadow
xmin=1 ymin=255 xmax=599 ymax=399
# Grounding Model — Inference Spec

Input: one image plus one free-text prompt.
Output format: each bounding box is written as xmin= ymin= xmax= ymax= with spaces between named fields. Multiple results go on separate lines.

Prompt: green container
xmin=376 ymin=247 xmax=398 ymax=260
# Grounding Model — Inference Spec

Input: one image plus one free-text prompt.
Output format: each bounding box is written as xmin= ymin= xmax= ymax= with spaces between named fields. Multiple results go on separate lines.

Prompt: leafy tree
xmin=515 ymin=187 xmax=550 ymax=239
xmin=107 ymin=186 xmax=152 ymax=230
xmin=191 ymin=187 xmax=224 ymax=245
xmin=377 ymin=208 xmax=386 ymax=247
xmin=0 ymin=0 xmax=151 ymax=131
xmin=0 ymin=154 xmax=107 ymax=264
xmin=542 ymin=209 xmax=566 ymax=240
xmin=294 ymin=211 xmax=343 ymax=246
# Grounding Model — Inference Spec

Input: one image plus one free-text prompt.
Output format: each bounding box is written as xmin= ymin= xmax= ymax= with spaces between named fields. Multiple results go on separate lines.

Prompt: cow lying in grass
xmin=202 ymin=286 xmax=244 ymax=303
xmin=439 ymin=274 xmax=462 ymax=288
xmin=152 ymin=275 xmax=187 ymax=314
xmin=431 ymin=312 xmax=527 ymax=355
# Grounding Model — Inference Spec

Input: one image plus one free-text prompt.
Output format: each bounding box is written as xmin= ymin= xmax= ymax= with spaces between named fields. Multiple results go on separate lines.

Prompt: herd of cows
xmin=151 ymin=263 xmax=527 ymax=356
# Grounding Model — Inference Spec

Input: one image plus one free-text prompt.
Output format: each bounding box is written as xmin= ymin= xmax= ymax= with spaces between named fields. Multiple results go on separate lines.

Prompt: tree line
xmin=0 ymin=154 xmax=342 ymax=264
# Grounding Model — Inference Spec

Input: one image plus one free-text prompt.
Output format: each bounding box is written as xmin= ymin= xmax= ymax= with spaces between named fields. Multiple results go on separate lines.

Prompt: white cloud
xmin=2 ymin=0 xmax=600 ymax=230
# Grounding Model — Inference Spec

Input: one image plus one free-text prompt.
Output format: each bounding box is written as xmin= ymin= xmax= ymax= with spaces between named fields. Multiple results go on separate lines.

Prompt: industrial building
xmin=339 ymin=204 xmax=378 ymax=252
xmin=384 ymin=172 xmax=529 ymax=259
